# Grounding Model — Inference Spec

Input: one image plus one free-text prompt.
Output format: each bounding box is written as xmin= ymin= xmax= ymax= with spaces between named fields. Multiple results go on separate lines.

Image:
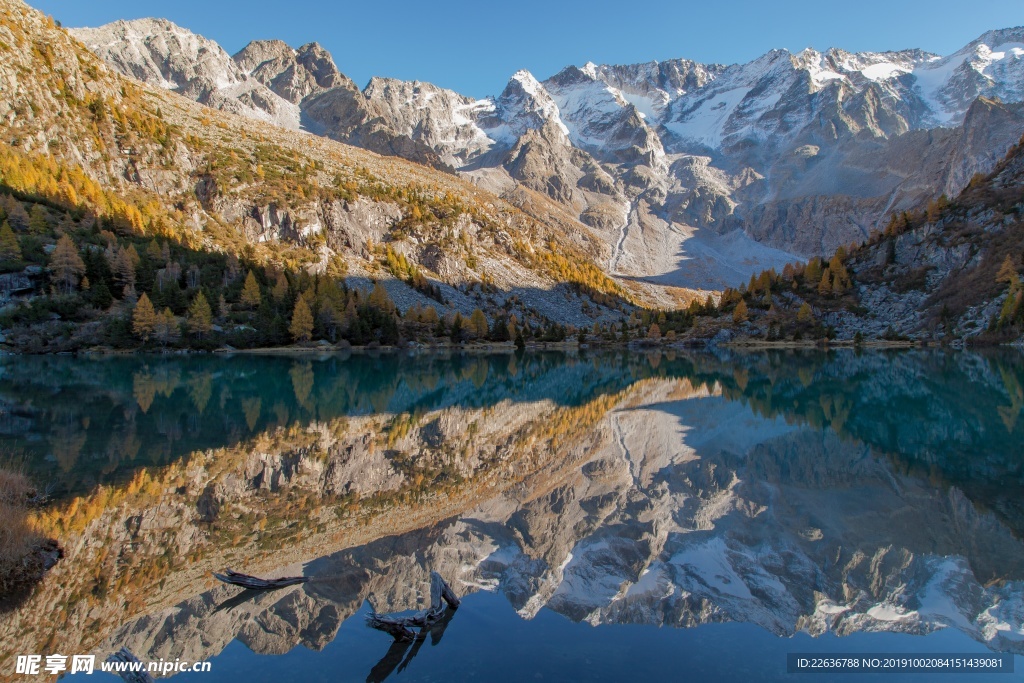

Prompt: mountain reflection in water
xmin=1 ymin=348 xmax=1022 ymax=681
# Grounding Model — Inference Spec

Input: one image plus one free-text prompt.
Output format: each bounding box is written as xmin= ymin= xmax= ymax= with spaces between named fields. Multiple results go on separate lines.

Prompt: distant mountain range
xmin=73 ymin=20 xmax=1024 ymax=289
xmin=1 ymin=0 xmax=1022 ymax=347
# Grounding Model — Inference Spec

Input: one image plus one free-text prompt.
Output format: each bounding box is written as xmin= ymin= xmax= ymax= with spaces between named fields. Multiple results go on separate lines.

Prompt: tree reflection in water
xmin=0 ymin=348 xmax=1023 ymax=679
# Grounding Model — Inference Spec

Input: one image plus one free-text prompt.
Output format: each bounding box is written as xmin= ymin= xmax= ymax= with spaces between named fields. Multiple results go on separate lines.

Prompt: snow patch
xmin=912 ymin=53 xmax=972 ymax=125
xmin=670 ymin=538 xmax=752 ymax=599
xmin=664 ymin=87 xmax=751 ymax=148
xmin=816 ymin=601 xmax=851 ymax=616
xmin=860 ymin=62 xmax=909 ymax=81
xmin=917 ymin=558 xmax=975 ymax=630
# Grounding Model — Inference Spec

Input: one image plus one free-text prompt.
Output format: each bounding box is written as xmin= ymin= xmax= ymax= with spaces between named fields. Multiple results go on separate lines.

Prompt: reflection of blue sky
xmin=84 ymin=572 xmax=1022 ymax=682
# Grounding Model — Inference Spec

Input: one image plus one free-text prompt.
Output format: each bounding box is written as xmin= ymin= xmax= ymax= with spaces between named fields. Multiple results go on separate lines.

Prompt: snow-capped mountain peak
xmin=913 ymin=27 xmax=1024 ymax=125
xmin=490 ymin=69 xmax=569 ymax=140
xmin=71 ymin=19 xmax=1024 ymax=292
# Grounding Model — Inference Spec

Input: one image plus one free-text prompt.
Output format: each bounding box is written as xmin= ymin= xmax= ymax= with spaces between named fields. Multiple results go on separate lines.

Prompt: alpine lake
xmin=1 ymin=348 xmax=1023 ymax=682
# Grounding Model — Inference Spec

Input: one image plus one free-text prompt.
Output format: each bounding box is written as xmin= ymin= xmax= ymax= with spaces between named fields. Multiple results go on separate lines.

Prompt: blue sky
xmin=34 ymin=0 xmax=1024 ymax=98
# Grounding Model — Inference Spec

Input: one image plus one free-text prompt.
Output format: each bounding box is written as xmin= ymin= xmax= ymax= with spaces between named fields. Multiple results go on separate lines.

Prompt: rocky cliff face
xmin=807 ymin=133 xmax=1024 ymax=343
xmin=71 ymin=19 xmax=1024 ymax=290
xmin=0 ymin=0 xmax=637 ymax=331
xmin=234 ymin=40 xmax=352 ymax=105
xmin=70 ymin=19 xmax=304 ymax=130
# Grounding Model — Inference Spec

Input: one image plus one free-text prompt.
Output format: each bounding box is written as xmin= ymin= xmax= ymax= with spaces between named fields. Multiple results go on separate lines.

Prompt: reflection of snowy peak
xmin=458 ymin=391 xmax=1024 ymax=652
xmin=105 ymin=377 xmax=1024 ymax=664
xmin=74 ymin=21 xmax=1024 ymax=290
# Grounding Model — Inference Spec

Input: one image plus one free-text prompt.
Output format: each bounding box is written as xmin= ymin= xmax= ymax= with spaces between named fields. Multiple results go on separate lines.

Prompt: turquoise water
xmin=0 ymin=351 xmax=649 ymax=497
xmin=3 ymin=348 xmax=1023 ymax=682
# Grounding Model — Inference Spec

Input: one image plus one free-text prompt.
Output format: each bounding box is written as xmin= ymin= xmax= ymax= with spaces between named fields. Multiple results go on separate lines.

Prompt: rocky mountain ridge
xmin=0 ymin=0 xmax=645 ymax=340
xmin=788 ymin=130 xmax=1024 ymax=344
xmin=70 ymin=19 xmax=1024 ymax=289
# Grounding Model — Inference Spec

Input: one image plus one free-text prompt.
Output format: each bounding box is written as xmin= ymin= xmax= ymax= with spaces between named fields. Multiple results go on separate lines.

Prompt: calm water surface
xmin=1 ymin=348 xmax=1022 ymax=682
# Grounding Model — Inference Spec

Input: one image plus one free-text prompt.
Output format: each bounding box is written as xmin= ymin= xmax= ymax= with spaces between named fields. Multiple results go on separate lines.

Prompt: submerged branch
xmin=366 ymin=571 xmax=460 ymax=641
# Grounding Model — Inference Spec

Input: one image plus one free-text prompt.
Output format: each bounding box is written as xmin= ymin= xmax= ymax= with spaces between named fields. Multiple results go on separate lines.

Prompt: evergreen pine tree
xmin=272 ymin=273 xmax=290 ymax=303
xmin=434 ymin=315 xmax=448 ymax=339
xmin=146 ymin=240 xmax=163 ymax=261
xmin=450 ymin=312 xmax=464 ymax=341
xmin=804 ymin=258 xmax=823 ymax=285
xmin=489 ymin=315 xmax=511 ymax=342
xmin=368 ymin=282 xmax=395 ymax=313
xmin=818 ymin=269 xmax=833 ymax=296
xmin=421 ymin=306 xmax=439 ymax=325
xmin=997 ymin=255 xmax=1020 ymax=285
xmin=28 ymin=205 xmax=49 ymax=234
xmin=469 ymin=309 xmax=488 ymax=339
xmin=704 ymin=294 xmax=718 ymax=316
xmin=832 ymin=270 xmax=846 ymax=294
xmin=733 ymin=299 xmax=749 ymax=324
xmin=998 ymin=287 xmax=1022 ymax=327
xmin=3 ymin=199 xmax=29 ymax=231
xmin=111 ymin=247 xmax=136 ymax=294
xmin=797 ymin=302 xmax=814 ymax=323
xmin=90 ymin=279 xmax=113 ymax=309
xmin=156 ymin=308 xmax=180 ymax=345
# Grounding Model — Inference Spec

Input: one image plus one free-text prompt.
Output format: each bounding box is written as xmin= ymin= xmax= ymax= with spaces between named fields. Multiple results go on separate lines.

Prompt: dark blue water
xmin=81 ymin=591 xmax=1021 ymax=683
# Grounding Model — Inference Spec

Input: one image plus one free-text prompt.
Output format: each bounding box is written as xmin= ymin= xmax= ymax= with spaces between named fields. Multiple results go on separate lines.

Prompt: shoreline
xmin=3 ymin=336 xmax=1019 ymax=357
xmin=720 ymin=339 xmax=923 ymax=350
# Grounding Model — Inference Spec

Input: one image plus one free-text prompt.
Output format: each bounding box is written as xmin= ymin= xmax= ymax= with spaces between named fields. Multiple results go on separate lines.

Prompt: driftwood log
xmin=367 ymin=608 xmax=456 ymax=683
xmin=366 ymin=571 xmax=460 ymax=642
xmin=106 ymin=648 xmax=156 ymax=683
xmin=212 ymin=569 xmax=308 ymax=590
